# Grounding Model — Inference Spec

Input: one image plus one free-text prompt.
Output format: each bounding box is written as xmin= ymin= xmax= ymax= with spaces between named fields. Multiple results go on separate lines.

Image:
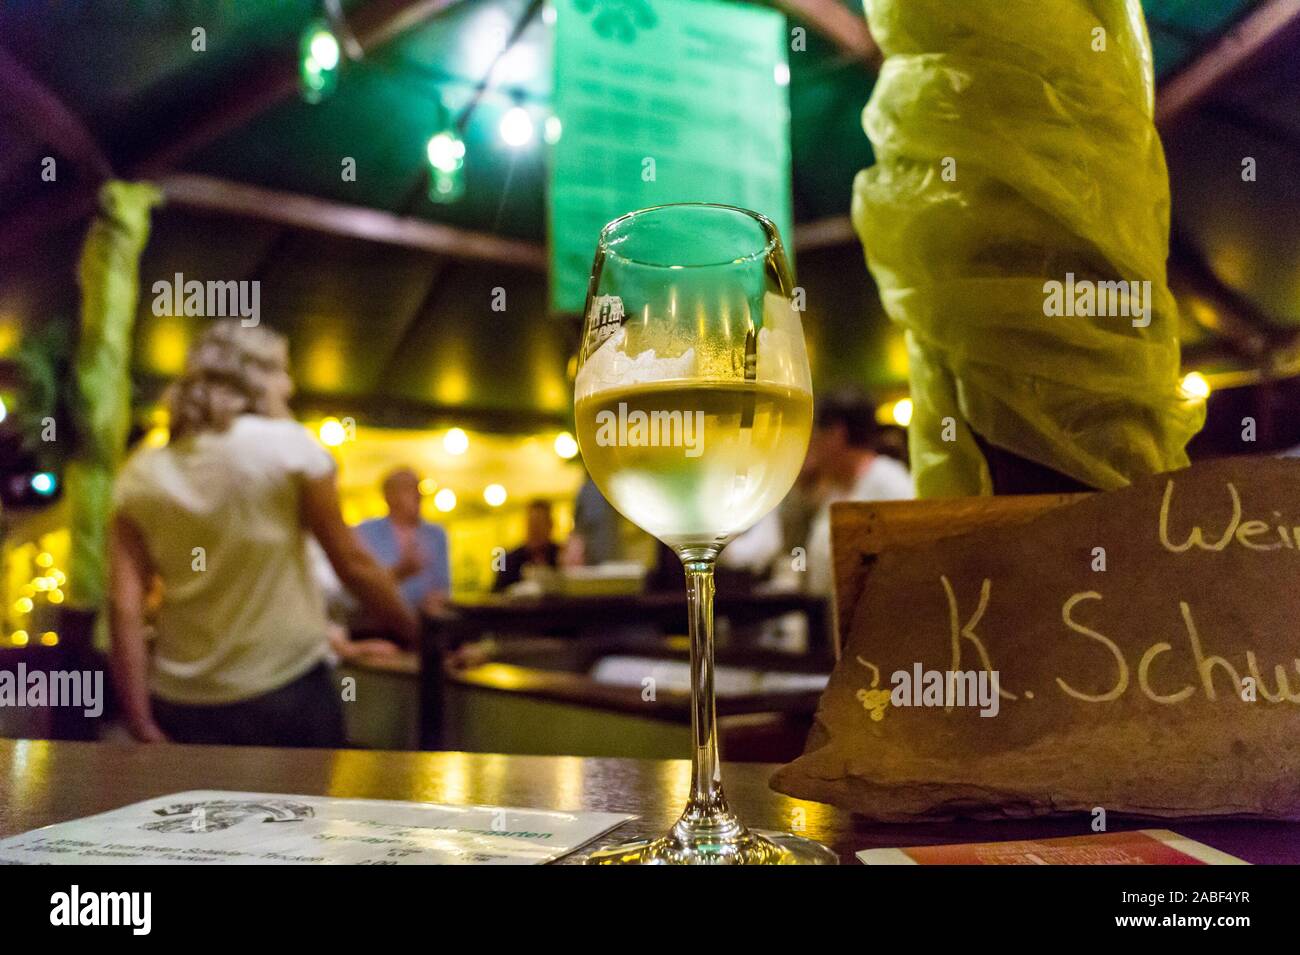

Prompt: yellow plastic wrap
xmin=853 ymin=0 xmax=1204 ymax=497
xmin=67 ymin=180 xmax=161 ymax=610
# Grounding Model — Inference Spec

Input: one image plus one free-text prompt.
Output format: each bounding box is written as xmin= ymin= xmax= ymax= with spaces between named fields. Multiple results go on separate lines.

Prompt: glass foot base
xmin=584 ymin=829 xmax=839 ymax=865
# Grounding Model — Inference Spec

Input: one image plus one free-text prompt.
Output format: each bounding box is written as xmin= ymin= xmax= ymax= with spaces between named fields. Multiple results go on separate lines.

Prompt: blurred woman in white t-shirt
xmin=109 ymin=321 xmax=417 ymax=746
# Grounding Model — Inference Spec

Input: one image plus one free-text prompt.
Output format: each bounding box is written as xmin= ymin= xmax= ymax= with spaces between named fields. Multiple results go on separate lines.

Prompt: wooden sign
xmin=772 ymin=458 xmax=1300 ymax=821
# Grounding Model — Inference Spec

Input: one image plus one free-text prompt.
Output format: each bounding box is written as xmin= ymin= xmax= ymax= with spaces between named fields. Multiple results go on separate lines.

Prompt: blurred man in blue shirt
xmin=356 ymin=468 xmax=450 ymax=615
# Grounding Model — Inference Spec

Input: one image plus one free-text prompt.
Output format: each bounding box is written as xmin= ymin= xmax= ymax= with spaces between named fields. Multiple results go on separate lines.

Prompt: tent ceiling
xmin=1 ymin=0 xmax=1297 ymax=429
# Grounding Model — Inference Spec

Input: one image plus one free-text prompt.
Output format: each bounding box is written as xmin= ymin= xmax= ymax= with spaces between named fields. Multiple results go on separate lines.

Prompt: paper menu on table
xmin=856 ymin=829 xmax=1248 ymax=865
xmin=0 ymin=791 xmax=634 ymax=865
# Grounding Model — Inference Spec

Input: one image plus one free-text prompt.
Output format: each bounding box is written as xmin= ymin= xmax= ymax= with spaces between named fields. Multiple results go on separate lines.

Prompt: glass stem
xmin=675 ymin=555 xmax=743 ymax=843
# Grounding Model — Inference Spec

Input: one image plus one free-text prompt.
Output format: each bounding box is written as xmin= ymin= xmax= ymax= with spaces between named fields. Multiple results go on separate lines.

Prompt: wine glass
xmin=574 ymin=203 xmax=836 ymax=864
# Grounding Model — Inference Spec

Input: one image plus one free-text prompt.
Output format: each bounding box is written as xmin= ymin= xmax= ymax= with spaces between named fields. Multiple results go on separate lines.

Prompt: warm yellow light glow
xmin=554 ymin=431 xmax=579 ymax=459
xmin=145 ymin=426 xmax=170 ymax=448
xmin=10 ymin=631 xmax=29 ymax=647
xmin=50 ymin=570 xmax=66 ymax=586
xmin=885 ymin=333 xmax=910 ymax=380
xmin=147 ymin=317 xmax=189 ymax=375
xmin=319 ymin=417 xmax=347 ymax=447
xmin=537 ymin=372 xmax=568 ymax=411
xmin=418 ymin=478 xmax=438 ymax=496
xmin=0 ymin=319 xmax=17 ymax=356
xmin=48 ymin=589 xmax=64 ymax=605
xmin=434 ymin=488 xmax=457 ymax=512
xmin=39 ymin=632 xmax=58 ymax=647
xmin=304 ymin=337 xmax=346 ymax=391
xmin=435 ymin=367 xmax=469 ymax=404
xmin=443 ymin=428 xmax=469 ymax=455
xmin=1180 ymin=371 xmax=1211 ymax=401
xmin=342 ymin=500 xmax=365 ymax=526
xmin=483 ymin=484 xmax=507 ymax=507
xmin=32 ymin=577 xmax=51 ymax=592
xmin=14 ymin=597 xmax=33 ymax=614
xmin=890 ymin=397 xmax=914 ymax=427
xmin=35 ymin=552 xmax=53 ymax=569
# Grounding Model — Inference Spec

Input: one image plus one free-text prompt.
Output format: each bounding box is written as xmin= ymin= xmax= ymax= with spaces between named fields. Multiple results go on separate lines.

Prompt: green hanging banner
xmin=549 ymin=0 xmax=794 ymax=313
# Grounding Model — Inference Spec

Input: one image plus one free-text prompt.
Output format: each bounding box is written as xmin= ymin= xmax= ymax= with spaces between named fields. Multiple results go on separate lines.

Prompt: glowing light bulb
xmin=309 ymin=29 xmax=340 ymax=71
xmin=299 ymin=20 xmax=341 ymax=103
xmin=483 ymin=484 xmax=507 ymax=507
xmin=427 ymin=130 xmax=466 ymax=173
xmin=891 ymin=397 xmax=914 ymax=427
xmin=418 ymin=478 xmax=438 ymax=496
xmin=554 ymin=432 xmax=579 ymax=460
xmin=443 ymin=428 xmax=469 ymax=455
xmin=318 ymin=417 xmax=347 ymax=447
xmin=499 ymin=106 xmax=534 ymax=147
xmin=434 ymin=488 xmax=457 ymax=512
xmin=1180 ymin=371 xmax=1211 ymax=401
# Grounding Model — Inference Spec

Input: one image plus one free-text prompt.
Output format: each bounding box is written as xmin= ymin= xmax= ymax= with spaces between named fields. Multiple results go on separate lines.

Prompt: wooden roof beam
xmin=794 ymin=214 xmax=857 ymax=252
xmin=1155 ymin=0 xmax=1300 ymax=128
xmin=768 ymin=0 xmax=881 ymax=68
xmin=1167 ymin=229 xmax=1293 ymax=361
xmin=0 ymin=44 xmax=112 ymax=181
xmin=158 ymin=173 xmax=547 ymax=269
xmin=134 ymin=0 xmax=467 ymax=177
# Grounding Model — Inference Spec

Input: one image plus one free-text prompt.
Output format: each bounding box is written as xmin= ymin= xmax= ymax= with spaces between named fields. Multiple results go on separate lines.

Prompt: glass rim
xmin=598 ymin=202 xmax=780 ymax=271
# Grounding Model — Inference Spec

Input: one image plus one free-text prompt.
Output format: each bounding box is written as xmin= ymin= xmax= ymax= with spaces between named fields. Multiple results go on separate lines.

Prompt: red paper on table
xmin=857 ymin=829 xmax=1247 ymax=865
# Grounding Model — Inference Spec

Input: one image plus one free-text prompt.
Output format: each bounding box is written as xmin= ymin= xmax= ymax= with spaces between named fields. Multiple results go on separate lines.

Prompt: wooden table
xmin=2 ymin=740 xmax=1297 ymax=863
xmin=419 ymin=592 xmax=832 ymax=748
xmin=427 ymin=591 xmax=832 ymax=654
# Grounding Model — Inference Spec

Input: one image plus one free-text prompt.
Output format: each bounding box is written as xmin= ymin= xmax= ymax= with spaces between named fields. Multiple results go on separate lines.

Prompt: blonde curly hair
xmin=166 ymin=321 xmax=291 ymax=441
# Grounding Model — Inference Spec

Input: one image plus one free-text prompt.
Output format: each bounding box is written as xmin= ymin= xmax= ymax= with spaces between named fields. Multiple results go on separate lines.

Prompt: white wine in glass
xmin=574 ymin=203 xmax=836 ymax=864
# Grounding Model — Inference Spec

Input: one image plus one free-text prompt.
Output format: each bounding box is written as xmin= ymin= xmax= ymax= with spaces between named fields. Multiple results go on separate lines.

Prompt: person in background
xmin=564 ymin=473 xmax=623 ymax=566
xmin=800 ymin=388 xmax=915 ymax=594
xmin=356 ymin=467 xmax=451 ymax=615
xmin=109 ymin=321 xmax=418 ymax=748
xmin=493 ymin=499 xmax=560 ymax=592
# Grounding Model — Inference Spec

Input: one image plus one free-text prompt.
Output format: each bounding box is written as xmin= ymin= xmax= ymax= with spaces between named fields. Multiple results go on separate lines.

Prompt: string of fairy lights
xmin=8 ymin=546 xmax=65 ymax=649
xmin=297 ymin=2 xmax=573 ymax=514
xmin=298 ymin=0 xmax=554 ymax=204
xmin=315 ymin=416 xmax=581 ymax=515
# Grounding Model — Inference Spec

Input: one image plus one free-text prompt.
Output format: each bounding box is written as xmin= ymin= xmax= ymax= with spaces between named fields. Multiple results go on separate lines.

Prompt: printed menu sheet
xmin=857 ymin=830 xmax=1248 ymax=865
xmin=0 ymin=791 xmax=634 ymax=865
